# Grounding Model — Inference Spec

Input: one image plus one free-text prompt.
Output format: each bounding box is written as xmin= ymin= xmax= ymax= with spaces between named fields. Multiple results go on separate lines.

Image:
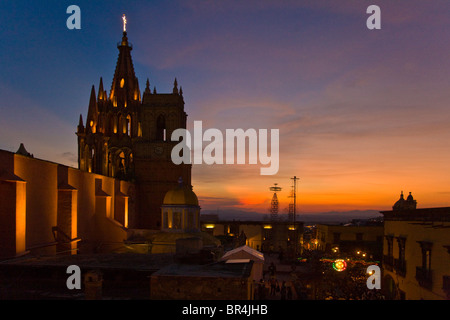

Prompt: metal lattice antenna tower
xmin=288 ymin=187 xmax=295 ymax=222
xmin=290 ymin=176 xmax=299 ymax=224
xmin=291 ymin=176 xmax=299 ymax=255
xmin=269 ymin=183 xmax=282 ymax=221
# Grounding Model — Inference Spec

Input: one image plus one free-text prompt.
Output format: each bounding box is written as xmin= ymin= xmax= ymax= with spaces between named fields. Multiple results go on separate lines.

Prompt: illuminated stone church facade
xmin=0 ymin=26 xmax=198 ymax=259
xmin=77 ymin=29 xmax=191 ymax=229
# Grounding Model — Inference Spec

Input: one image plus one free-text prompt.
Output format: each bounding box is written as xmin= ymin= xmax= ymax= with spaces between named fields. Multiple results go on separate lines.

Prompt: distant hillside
xmin=201 ymin=209 xmax=383 ymax=225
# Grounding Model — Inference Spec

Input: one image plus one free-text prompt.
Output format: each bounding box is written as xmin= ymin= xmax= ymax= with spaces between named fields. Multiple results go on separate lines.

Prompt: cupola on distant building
xmin=393 ymin=191 xmax=417 ymax=211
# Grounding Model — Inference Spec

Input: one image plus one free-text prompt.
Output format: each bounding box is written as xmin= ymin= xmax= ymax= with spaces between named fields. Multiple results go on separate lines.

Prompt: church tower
xmin=77 ymin=18 xmax=192 ymax=229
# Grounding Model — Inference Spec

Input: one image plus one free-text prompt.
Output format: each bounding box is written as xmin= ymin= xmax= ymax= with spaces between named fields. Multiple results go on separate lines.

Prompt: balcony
xmin=442 ymin=275 xmax=450 ymax=298
xmin=416 ymin=267 xmax=432 ymax=290
xmin=394 ymin=258 xmax=407 ymax=277
xmin=383 ymin=255 xmax=394 ymax=271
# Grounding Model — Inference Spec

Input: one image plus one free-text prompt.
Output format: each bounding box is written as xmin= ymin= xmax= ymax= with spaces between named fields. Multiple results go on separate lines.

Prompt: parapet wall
xmin=0 ymin=149 xmax=135 ymax=258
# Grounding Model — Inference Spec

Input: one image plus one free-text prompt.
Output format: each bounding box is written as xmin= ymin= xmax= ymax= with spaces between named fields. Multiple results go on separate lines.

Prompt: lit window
xmin=138 ymin=122 xmax=142 ymax=137
xmin=173 ymin=212 xmax=181 ymax=229
xmin=120 ymin=78 xmax=125 ymax=88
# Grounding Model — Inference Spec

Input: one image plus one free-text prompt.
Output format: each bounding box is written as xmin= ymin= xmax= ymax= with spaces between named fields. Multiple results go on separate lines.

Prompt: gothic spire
xmin=109 ymin=20 xmax=138 ymax=107
xmin=77 ymin=114 xmax=84 ymax=133
xmin=134 ymin=77 xmax=141 ymax=101
xmin=173 ymin=78 xmax=179 ymax=94
xmin=86 ymin=85 xmax=98 ymax=133
xmin=98 ymin=77 xmax=104 ymax=101
xmin=142 ymin=78 xmax=152 ymax=104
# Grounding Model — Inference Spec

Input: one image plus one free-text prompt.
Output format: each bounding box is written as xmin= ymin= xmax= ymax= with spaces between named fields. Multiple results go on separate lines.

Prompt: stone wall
xmin=150 ymin=275 xmax=253 ymax=300
xmin=0 ymin=149 xmax=135 ymax=258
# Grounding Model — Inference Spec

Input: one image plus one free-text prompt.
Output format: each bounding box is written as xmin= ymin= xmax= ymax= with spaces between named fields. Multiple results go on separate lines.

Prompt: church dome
xmin=163 ymin=178 xmax=199 ymax=206
xmin=393 ymin=191 xmax=417 ymax=210
xmin=393 ymin=191 xmax=405 ymax=210
xmin=406 ymin=192 xmax=414 ymax=201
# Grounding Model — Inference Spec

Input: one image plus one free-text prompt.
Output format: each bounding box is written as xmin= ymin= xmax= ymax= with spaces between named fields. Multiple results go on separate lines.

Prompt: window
xmin=394 ymin=237 xmax=407 ymax=276
xmin=120 ymin=78 xmax=125 ymax=88
xmin=173 ymin=212 xmax=181 ymax=229
xmin=416 ymin=241 xmax=433 ymax=288
xmin=384 ymin=235 xmax=394 ymax=270
xmin=397 ymin=237 xmax=406 ymax=262
xmin=163 ymin=211 xmax=168 ymax=229
xmin=187 ymin=211 xmax=194 ymax=229
xmin=91 ymin=148 xmax=96 ymax=172
xmin=386 ymin=236 xmax=394 ymax=257
xmin=333 ymin=232 xmax=341 ymax=244
xmin=419 ymin=242 xmax=432 ymax=271
xmin=263 ymin=228 xmax=273 ymax=241
xmin=126 ymin=115 xmax=131 ymax=136
xmin=138 ymin=122 xmax=142 ymax=137
xmin=156 ymin=115 xmax=166 ymax=141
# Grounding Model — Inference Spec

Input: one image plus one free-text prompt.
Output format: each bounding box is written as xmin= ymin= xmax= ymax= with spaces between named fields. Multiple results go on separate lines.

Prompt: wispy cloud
xmin=2 ymin=1 xmax=450 ymax=214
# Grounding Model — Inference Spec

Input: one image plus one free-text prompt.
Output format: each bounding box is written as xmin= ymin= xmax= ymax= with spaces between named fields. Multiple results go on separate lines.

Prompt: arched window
xmin=108 ymin=152 xmax=113 ymax=177
xmin=156 ymin=114 xmax=166 ymax=141
xmin=163 ymin=211 xmax=168 ymax=229
xmin=187 ymin=211 xmax=194 ymax=230
xmin=92 ymin=147 xmax=96 ymax=172
xmin=80 ymin=143 xmax=87 ymax=171
xmin=100 ymin=114 xmax=106 ymax=134
xmin=173 ymin=212 xmax=181 ymax=229
xmin=126 ymin=115 xmax=131 ymax=136
xmin=106 ymin=114 xmax=112 ymax=135
xmin=118 ymin=151 xmax=125 ymax=169
xmin=113 ymin=115 xmax=118 ymax=134
xmin=85 ymin=146 xmax=93 ymax=173
xmin=128 ymin=152 xmax=133 ymax=168
xmin=119 ymin=114 xmax=125 ymax=134
xmin=115 ymin=151 xmax=126 ymax=179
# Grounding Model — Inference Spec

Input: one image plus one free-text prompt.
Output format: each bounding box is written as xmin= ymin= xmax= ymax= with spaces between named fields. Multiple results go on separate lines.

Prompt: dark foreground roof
xmin=0 ymin=252 xmax=175 ymax=272
xmin=153 ymin=260 xmax=254 ymax=279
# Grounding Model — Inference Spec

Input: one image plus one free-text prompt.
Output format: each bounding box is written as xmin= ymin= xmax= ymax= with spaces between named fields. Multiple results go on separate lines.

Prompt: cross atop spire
xmin=122 ymin=14 xmax=127 ymax=33
xmin=109 ymin=18 xmax=138 ymax=106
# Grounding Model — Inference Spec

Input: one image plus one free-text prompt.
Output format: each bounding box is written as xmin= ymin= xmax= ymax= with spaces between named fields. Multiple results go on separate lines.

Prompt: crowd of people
xmin=315 ymin=262 xmax=386 ymax=300
xmin=254 ymin=250 xmax=386 ymax=300
xmin=254 ymin=278 xmax=294 ymax=300
xmin=254 ymin=261 xmax=296 ymax=300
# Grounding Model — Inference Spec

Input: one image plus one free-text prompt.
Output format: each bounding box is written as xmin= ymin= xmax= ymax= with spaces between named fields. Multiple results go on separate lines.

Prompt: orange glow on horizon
xmin=194 ymin=173 xmax=450 ymax=214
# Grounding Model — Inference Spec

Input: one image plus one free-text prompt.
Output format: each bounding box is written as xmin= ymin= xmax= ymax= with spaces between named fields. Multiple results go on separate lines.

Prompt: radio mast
xmin=269 ymin=183 xmax=282 ymax=221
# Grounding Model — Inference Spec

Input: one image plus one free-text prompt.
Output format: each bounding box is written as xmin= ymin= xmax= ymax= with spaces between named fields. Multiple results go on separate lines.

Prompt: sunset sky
xmin=1 ymin=1 xmax=450 ymax=215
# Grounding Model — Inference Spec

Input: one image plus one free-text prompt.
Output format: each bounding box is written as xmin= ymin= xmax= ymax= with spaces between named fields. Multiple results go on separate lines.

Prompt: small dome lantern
xmin=161 ymin=177 xmax=200 ymax=232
